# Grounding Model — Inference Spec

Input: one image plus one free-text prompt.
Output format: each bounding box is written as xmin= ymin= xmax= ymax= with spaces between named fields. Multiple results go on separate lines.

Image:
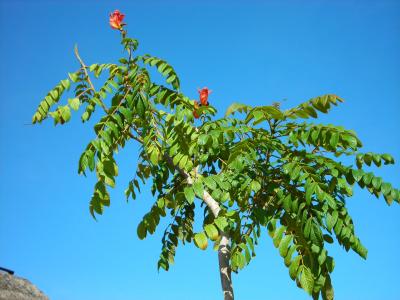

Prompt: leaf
xmin=322 ymin=275 xmax=334 ymax=300
xmin=192 ymin=181 xmax=204 ymax=198
xmin=68 ymin=98 xmax=80 ymax=111
xmin=137 ymin=222 xmax=147 ymax=240
xmin=204 ymin=224 xmax=219 ymax=241
xmin=225 ymin=102 xmax=251 ymax=117
xmin=306 ymin=182 xmax=316 ymax=205
xmin=289 ymin=256 xmax=301 ymax=280
xmin=330 ymin=132 xmax=339 ymax=148
xmin=204 ymin=176 xmax=217 ymax=190
xmin=362 ymin=172 xmax=373 ymax=185
xmin=244 ymin=235 xmax=255 ymax=255
xmin=372 ymin=154 xmax=381 ymax=167
xmin=198 ymin=134 xmax=209 ymax=146
xmin=279 ymin=235 xmax=292 ymax=257
xmin=326 ymin=256 xmax=335 ymax=273
xmin=381 ymin=153 xmax=394 ymax=164
xmin=150 ymin=148 xmax=159 ymax=165
xmin=352 ymin=169 xmax=363 ymax=182
xmin=323 ymin=234 xmax=334 ymax=244
xmin=60 ymin=106 xmax=71 ymax=123
xmin=381 ymin=182 xmax=392 ymax=196
xmin=304 ymin=218 xmax=312 ymax=238
xmin=68 ymin=72 xmax=79 ymax=82
xmin=214 ymin=216 xmax=229 ymax=232
xmin=311 ymin=129 xmax=320 ymax=143
xmin=273 ymin=226 xmax=285 ymax=248
xmin=184 ymin=186 xmax=195 ymax=204
xmin=372 ymin=177 xmax=382 ymax=190
xmin=194 ymin=232 xmax=208 ymax=250
xmin=232 ymin=251 xmax=246 ymax=270
xmin=300 ymin=266 xmax=314 ymax=295
xmin=251 ymin=180 xmax=261 ymax=193
xmin=284 ymin=246 xmax=296 ymax=267
xmin=178 ymin=155 xmax=188 ymax=170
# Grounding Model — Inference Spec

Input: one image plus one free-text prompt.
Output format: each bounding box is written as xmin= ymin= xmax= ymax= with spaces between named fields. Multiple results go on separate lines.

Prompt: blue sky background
xmin=0 ymin=0 xmax=399 ymax=299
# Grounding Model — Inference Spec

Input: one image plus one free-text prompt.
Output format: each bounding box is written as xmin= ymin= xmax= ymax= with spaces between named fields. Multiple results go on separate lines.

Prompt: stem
xmin=74 ymin=45 xmax=108 ymax=113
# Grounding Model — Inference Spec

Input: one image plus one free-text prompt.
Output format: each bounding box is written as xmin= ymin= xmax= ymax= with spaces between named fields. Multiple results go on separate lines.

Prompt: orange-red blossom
xmin=198 ymin=87 xmax=212 ymax=106
xmin=109 ymin=10 xmax=125 ymax=30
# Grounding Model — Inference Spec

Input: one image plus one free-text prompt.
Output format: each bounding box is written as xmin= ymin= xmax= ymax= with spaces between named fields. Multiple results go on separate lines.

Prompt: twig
xmin=74 ymin=45 xmax=108 ymax=113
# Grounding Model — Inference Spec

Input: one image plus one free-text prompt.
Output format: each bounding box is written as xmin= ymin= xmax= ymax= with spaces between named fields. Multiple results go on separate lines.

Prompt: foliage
xmin=32 ymin=18 xmax=399 ymax=300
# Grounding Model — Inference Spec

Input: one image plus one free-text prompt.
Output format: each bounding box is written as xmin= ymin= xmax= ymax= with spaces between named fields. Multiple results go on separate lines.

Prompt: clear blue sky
xmin=0 ymin=0 xmax=399 ymax=299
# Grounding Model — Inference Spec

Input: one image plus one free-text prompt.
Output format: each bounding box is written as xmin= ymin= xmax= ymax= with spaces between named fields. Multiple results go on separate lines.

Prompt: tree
xmin=32 ymin=10 xmax=399 ymax=300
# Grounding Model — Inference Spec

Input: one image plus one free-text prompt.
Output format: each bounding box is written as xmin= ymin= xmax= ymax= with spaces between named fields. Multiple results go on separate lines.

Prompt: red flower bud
xmin=193 ymin=100 xmax=200 ymax=119
xmin=109 ymin=10 xmax=125 ymax=30
xmin=198 ymin=87 xmax=212 ymax=106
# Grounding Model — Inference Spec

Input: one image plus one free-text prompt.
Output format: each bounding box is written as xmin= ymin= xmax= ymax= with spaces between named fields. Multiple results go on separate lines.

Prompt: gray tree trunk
xmin=166 ymin=156 xmax=235 ymax=300
xmin=218 ymin=233 xmax=234 ymax=300
xmin=203 ymin=190 xmax=234 ymax=300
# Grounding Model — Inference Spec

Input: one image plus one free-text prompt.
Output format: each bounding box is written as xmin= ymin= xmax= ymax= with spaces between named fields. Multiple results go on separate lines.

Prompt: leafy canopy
xmin=32 ymin=18 xmax=399 ymax=300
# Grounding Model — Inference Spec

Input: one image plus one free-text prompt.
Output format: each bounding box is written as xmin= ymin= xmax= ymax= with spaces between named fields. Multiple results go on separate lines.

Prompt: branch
xmin=74 ymin=45 xmax=108 ymax=113
xmin=163 ymin=153 xmax=221 ymax=217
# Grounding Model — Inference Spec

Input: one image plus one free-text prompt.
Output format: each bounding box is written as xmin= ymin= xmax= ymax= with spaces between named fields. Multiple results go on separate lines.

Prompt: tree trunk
xmin=164 ymin=156 xmax=235 ymax=299
xmin=203 ymin=191 xmax=235 ymax=300
xmin=218 ymin=233 xmax=234 ymax=300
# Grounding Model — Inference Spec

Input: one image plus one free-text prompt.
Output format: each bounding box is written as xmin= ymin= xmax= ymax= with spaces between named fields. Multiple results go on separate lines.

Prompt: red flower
xmin=109 ymin=10 xmax=125 ymax=30
xmin=198 ymin=87 xmax=212 ymax=106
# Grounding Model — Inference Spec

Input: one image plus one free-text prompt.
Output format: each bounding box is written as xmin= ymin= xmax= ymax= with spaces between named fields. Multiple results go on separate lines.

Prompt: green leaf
xmin=251 ymin=180 xmax=261 ymax=193
xmin=137 ymin=222 xmax=147 ymax=240
xmin=372 ymin=177 xmax=382 ymax=190
xmin=214 ymin=216 xmax=229 ymax=232
xmin=204 ymin=176 xmax=217 ymax=190
xmin=273 ymin=226 xmax=285 ymax=248
xmin=192 ymin=181 xmax=204 ymax=198
xmin=225 ymin=102 xmax=251 ymax=117
xmin=184 ymin=186 xmax=195 ymax=204
xmin=300 ymin=266 xmax=314 ymax=295
xmin=60 ymin=106 xmax=71 ymax=123
xmin=244 ymin=235 xmax=255 ymax=255
xmin=304 ymin=218 xmax=312 ymax=238
xmin=68 ymin=72 xmax=79 ymax=82
xmin=362 ymin=172 xmax=373 ymax=185
xmin=326 ymin=256 xmax=335 ymax=273
xmin=204 ymin=224 xmax=219 ymax=241
xmin=194 ymin=232 xmax=208 ymax=250
xmin=372 ymin=154 xmax=381 ymax=167
xmin=306 ymin=182 xmax=316 ymax=205
xmin=323 ymin=234 xmax=334 ymax=244
xmin=284 ymin=246 xmax=296 ymax=267
xmin=68 ymin=98 xmax=80 ymax=111
xmin=363 ymin=153 xmax=372 ymax=166
xmin=352 ymin=169 xmax=363 ymax=182
xmin=381 ymin=153 xmax=394 ymax=164
xmin=330 ymin=132 xmax=339 ymax=148
xmin=60 ymin=79 xmax=70 ymax=90
xmin=322 ymin=275 xmax=334 ymax=300
xmin=326 ymin=211 xmax=338 ymax=232
xmin=198 ymin=134 xmax=209 ymax=146
xmin=232 ymin=251 xmax=246 ymax=270
xmin=289 ymin=256 xmax=301 ymax=280
xmin=279 ymin=235 xmax=292 ymax=257
xmin=149 ymin=148 xmax=159 ymax=165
